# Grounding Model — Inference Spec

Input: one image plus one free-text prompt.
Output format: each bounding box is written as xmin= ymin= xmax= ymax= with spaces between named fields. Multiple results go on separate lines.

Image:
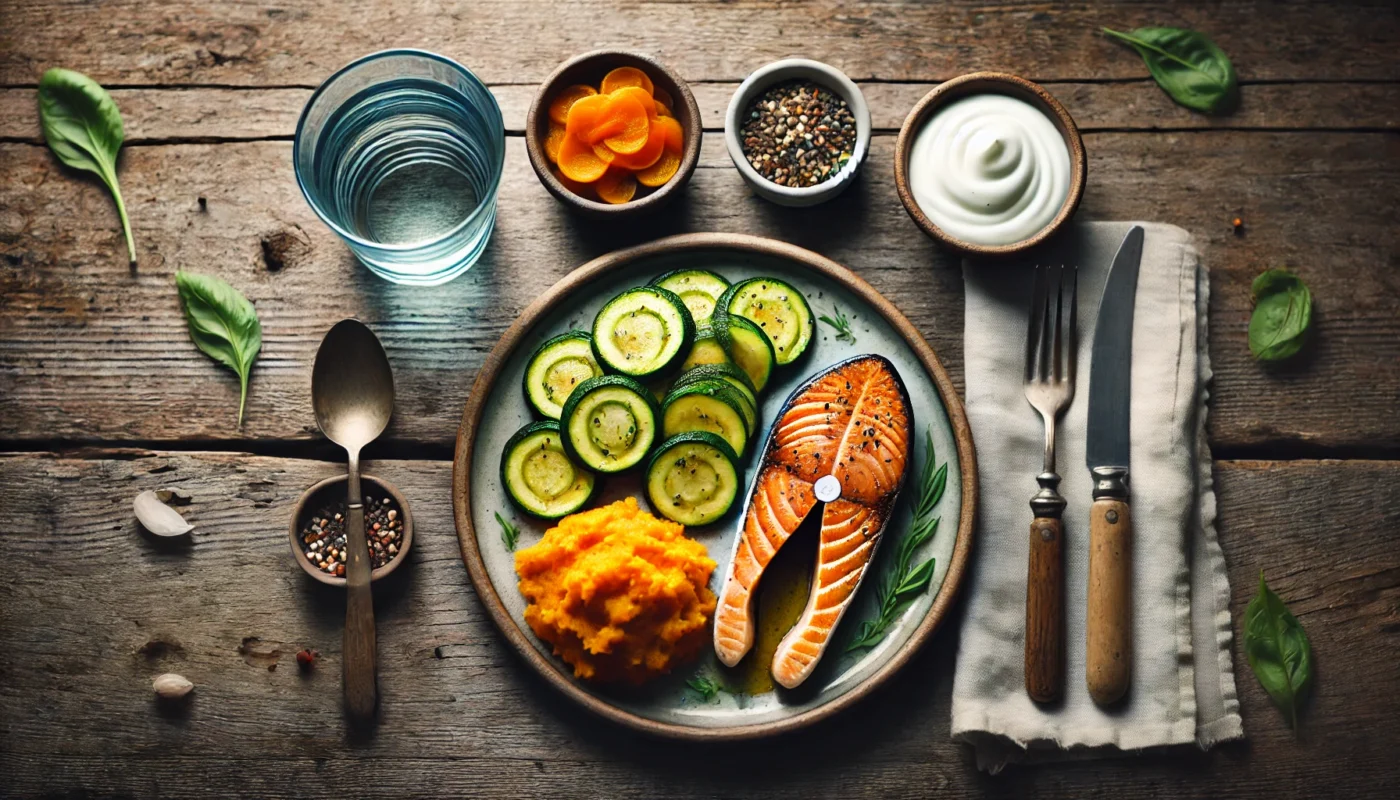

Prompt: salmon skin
xmin=713 ymin=355 xmax=912 ymax=688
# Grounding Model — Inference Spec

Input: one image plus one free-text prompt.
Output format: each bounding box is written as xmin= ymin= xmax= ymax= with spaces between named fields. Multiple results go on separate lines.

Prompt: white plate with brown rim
xmin=452 ymin=233 xmax=976 ymax=740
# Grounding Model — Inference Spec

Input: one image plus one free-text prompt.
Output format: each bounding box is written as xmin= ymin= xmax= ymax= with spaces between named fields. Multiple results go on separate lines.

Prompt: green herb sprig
xmin=37 ymin=68 xmax=137 ymax=265
xmin=685 ymin=675 xmax=724 ymax=702
xmin=495 ymin=511 xmax=520 ymax=551
xmin=175 ymin=272 xmax=262 ymax=426
xmin=1249 ymin=269 xmax=1312 ymax=361
xmin=818 ymin=305 xmax=857 ymax=344
xmin=846 ymin=428 xmax=948 ymax=653
xmin=1244 ymin=572 xmax=1313 ymax=731
xmin=1103 ymin=27 xmax=1238 ymax=115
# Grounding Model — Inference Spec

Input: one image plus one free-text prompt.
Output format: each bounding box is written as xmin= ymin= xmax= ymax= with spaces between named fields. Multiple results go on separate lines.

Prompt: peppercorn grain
xmin=740 ymin=80 xmax=856 ymax=188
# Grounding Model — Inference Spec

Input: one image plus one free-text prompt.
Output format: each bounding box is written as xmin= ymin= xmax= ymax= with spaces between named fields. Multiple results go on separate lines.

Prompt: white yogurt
xmin=907 ymin=93 xmax=1071 ymax=246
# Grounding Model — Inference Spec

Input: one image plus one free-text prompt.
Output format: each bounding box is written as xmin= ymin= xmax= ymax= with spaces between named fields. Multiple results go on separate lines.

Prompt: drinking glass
xmin=294 ymin=50 xmax=505 ymax=286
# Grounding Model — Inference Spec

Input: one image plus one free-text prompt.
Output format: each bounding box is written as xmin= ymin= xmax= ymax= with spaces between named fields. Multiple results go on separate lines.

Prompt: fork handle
xmin=1025 ymin=472 xmax=1065 ymax=703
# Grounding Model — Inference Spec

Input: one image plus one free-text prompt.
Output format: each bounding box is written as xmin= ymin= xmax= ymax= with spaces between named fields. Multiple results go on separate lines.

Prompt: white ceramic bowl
xmin=724 ymin=59 xmax=872 ymax=207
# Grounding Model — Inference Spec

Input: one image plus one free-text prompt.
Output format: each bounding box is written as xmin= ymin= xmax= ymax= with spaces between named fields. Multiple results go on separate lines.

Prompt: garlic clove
xmin=153 ymin=673 xmax=194 ymax=699
xmin=134 ymin=489 xmax=194 ymax=536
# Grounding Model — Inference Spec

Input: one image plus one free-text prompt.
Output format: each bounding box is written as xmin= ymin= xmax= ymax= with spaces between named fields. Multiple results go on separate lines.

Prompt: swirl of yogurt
xmin=908 ymin=93 xmax=1071 ymax=246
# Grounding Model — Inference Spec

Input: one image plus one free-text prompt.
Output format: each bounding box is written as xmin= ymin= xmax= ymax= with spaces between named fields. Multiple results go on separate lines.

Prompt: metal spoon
xmin=312 ymin=319 xmax=394 ymax=719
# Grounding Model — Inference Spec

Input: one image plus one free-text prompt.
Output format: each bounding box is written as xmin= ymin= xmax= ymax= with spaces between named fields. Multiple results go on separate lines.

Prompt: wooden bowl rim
xmin=451 ymin=232 xmax=978 ymax=741
xmin=524 ymin=49 xmax=703 ymax=217
xmin=289 ymin=473 xmax=414 ymax=586
xmin=893 ymin=71 xmax=1087 ymax=257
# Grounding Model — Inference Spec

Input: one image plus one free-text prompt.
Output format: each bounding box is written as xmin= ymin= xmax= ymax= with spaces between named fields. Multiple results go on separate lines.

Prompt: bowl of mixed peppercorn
xmin=290 ymin=474 xmax=413 ymax=586
xmin=725 ymin=58 xmax=871 ymax=207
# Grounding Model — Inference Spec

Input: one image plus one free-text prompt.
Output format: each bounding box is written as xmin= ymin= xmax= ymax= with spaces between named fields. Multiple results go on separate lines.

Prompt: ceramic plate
xmin=453 ymin=233 xmax=976 ymax=739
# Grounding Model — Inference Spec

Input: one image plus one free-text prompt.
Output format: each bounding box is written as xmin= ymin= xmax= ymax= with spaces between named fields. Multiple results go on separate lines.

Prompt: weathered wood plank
xmin=0 ymin=452 xmax=1395 ymax=797
xmin=3 ymin=1 xmax=1399 ymax=87
xmin=4 ymin=80 xmax=1398 ymax=144
xmin=2 ymin=131 xmax=1397 ymax=452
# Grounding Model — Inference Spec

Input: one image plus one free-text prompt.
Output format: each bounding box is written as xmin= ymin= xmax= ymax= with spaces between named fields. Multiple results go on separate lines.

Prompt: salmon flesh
xmin=713 ymin=355 xmax=912 ymax=688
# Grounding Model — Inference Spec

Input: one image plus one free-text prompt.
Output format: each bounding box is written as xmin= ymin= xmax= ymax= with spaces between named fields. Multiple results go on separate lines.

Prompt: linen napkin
xmin=950 ymin=221 xmax=1244 ymax=773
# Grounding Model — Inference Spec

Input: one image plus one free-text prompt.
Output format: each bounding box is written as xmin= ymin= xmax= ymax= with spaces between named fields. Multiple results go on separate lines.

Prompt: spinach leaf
xmin=1103 ymin=27 xmax=1238 ymax=114
xmin=1244 ymin=572 xmax=1313 ymax=731
xmin=175 ymin=272 xmax=263 ymax=426
xmin=1249 ymin=269 xmax=1312 ymax=361
xmin=37 ymin=68 xmax=136 ymax=265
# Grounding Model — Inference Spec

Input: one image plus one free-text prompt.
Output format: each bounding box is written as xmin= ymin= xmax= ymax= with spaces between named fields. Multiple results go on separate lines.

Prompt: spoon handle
xmin=343 ymin=456 xmax=377 ymax=719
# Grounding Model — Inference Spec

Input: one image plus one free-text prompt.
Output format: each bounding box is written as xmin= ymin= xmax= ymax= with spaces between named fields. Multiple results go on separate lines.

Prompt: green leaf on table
xmin=37 ymin=68 xmax=137 ymax=264
xmin=175 ymin=272 xmax=263 ymax=426
xmin=1248 ymin=269 xmax=1312 ymax=361
xmin=1244 ymin=572 xmax=1313 ymax=731
xmin=1102 ymin=27 xmax=1238 ymax=114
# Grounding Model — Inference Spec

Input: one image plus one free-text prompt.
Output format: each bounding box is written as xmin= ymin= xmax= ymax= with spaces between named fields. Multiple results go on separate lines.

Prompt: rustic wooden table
xmin=2 ymin=2 xmax=1398 ymax=797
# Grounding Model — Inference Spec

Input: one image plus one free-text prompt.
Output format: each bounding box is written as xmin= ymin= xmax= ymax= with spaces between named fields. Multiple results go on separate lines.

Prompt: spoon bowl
xmin=312 ymin=318 xmax=395 ymax=721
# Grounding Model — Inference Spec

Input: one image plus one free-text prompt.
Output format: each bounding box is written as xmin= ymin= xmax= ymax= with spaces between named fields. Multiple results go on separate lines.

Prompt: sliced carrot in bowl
xmin=543 ymin=123 xmax=567 ymax=164
xmin=563 ymin=94 xmax=609 ymax=140
xmin=653 ymin=115 xmax=684 ymax=152
xmin=635 ymin=149 xmax=680 ymax=187
xmin=558 ymin=134 xmax=610 ymax=183
xmin=600 ymin=66 xmax=654 ymax=95
xmin=652 ymin=85 xmax=674 ymax=110
xmin=549 ymin=84 xmax=598 ymax=126
xmin=608 ymin=86 xmax=656 ymax=119
xmin=607 ymin=119 xmax=666 ymax=170
xmin=595 ymin=167 xmax=638 ymax=204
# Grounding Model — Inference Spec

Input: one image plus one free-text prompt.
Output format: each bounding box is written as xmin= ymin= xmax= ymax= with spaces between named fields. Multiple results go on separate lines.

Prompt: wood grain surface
xmin=3 ymin=0 xmax=1399 ymax=796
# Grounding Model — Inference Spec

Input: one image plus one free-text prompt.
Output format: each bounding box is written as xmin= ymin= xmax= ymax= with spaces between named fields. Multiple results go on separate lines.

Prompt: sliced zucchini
xmin=522 ymin=330 xmax=604 ymax=419
xmin=500 ymin=420 xmax=597 ymax=519
xmin=712 ymin=309 xmax=776 ymax=393
xmin=560 ymin=375 xmax=659 ymax=473
xmin=645 ymin=431 xmax=741 ymax=526
xmin=679 ymin=324 xmax=731 ymax=372
xmin=591 ymin=286 xmax=695 ymax=378
xmin=671 ymin=364 xmax=757 ymax=434
xmin=649 ymin=269 xmax=731 ymax=324
xmin=661 ymin=380 xmax=750 ymax=457
xmin=720 ymin=278 xmax=814 ymax=364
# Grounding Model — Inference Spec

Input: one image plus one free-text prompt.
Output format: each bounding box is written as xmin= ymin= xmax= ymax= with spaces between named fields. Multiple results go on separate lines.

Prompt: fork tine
xmin=1050 ymin=265 xmax=1064 ymax=382
xmin=1025 ymin=265 xmax=1047 ymax=382
xmin=1065 ymin=265 xmax=1079 ymax=383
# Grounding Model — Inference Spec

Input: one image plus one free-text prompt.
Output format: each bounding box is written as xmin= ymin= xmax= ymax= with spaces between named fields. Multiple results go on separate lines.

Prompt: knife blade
xmin=1084 ymin=224 xmax=1143 ymax=706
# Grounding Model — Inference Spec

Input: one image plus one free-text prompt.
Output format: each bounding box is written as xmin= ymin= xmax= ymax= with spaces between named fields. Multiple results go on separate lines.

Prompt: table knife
xmin=1084 ymin=225 xmax=1144 ymax=706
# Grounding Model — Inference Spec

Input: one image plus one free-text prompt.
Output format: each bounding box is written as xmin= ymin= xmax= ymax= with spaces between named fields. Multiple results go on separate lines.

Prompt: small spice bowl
xmin=290 ymin=474 xmax=413 ymax=586
xmin=525 ymin=49 xmax=702 ymax=218
xmin=724 ymin=58 xmax=872 ymax=207
xmin=893 ymin=72 xmax=1087 ymax=257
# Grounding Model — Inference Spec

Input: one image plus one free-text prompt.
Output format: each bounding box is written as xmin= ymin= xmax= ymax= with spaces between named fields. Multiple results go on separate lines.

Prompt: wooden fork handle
xmin=1025 ymin=471 xmax=1066 ymax=703
xmin=1087 ymin=468 xmax=1132 ymax=706
xmin=1025 ymin=514 xmax=1064 ymax=703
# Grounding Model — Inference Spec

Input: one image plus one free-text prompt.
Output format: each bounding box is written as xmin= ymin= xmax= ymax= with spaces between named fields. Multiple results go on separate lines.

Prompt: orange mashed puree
xmin=514 ymin=497 xmax=716 ymax=684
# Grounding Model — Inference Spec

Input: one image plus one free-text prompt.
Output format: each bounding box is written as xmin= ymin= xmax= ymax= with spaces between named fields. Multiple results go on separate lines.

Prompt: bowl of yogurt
xmin=894 ymin=72 xmax=1086 ymax=256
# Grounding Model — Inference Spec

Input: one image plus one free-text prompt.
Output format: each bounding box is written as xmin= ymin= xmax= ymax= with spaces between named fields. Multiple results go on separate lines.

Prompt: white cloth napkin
xmin=950 ymin=221 xmax=1244 ymax=773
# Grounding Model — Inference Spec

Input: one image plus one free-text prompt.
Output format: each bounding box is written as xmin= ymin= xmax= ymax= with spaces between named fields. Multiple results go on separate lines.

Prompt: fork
xmin=1022 ymin=264 xmax=1077 ymax=704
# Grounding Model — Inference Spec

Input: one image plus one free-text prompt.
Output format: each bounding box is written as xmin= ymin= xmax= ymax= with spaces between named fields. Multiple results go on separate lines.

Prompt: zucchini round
xmin=712 ymin=308 xmax=776 ymax=393
xmin=679 ymin=323 xmax=731 ymax=372
xmin=720 ymin=278 xmax=814 ymax=364
xmin=591 ymin=286 xmax=695 ymax=378
xmin=661 ymin=380 xmax=750 ymax=457
xmin=559 ymin=374 xmax=659 ymax=473
xmin=522 ymin=330 xmax=604 ymax=419
xmin=671 ymin=364 xmax=757 ymax=434
xmin=500 ymin=420 xmax=597 ymax=519
xmin=649 ymin=269 xmax=731 ymax=324
xmin=645 ymin=431 xmax=741 ymax=526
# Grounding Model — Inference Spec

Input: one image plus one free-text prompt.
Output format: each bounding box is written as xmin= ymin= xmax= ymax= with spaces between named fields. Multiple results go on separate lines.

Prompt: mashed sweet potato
xmin=514 ymin=497 xmax=716 ymax=684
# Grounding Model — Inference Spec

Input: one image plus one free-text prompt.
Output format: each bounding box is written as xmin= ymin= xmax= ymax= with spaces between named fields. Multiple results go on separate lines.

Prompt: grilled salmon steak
xmin=713 ymin=355 xmax=912 ymax=688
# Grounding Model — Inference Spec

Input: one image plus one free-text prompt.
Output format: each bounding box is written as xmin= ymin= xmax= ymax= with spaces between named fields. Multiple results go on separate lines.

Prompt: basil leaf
xmin=175 ymin=272 xmax=263 ymax=426
xmin=1249 ymin=269 xmax=1312 ymax=361
xmin=1103 ymin=27 xmax=1238 ymax=115
xmin=1244 ymin=572 xmax=1313 ymax=730
xmin=37 ymin=68 xmax=136 ymax=265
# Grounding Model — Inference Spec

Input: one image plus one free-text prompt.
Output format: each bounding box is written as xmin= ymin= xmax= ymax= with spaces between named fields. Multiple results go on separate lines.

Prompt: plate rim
xmin=452 ymin=232 xmax=978 ymax=741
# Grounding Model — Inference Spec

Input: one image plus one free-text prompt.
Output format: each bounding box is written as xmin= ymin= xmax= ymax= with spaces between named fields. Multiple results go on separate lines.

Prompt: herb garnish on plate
xmin=495 ymin=511 xmax=520 ymax=551
xmin=818 ymin=305 xmax=857 ymax=344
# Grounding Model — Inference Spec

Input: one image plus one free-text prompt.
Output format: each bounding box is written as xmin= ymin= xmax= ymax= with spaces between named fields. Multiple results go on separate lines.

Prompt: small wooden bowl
xmin=525 ymin=50 xmax=702 ymax=218
xmin=289 ymin=474 xmax=413 ymax=587
xmin=893 ymin=72 xmax=1087 ymax=257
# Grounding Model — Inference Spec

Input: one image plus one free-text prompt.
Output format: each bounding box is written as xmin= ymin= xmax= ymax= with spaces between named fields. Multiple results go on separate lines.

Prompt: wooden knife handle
xmin=1024 ymin=514 xmax=1064 ymax=703
xmin=343 ymin=501 xmax=378 ymax=720
xmin=1087 ymin=491 xmax=1132 ymax=706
